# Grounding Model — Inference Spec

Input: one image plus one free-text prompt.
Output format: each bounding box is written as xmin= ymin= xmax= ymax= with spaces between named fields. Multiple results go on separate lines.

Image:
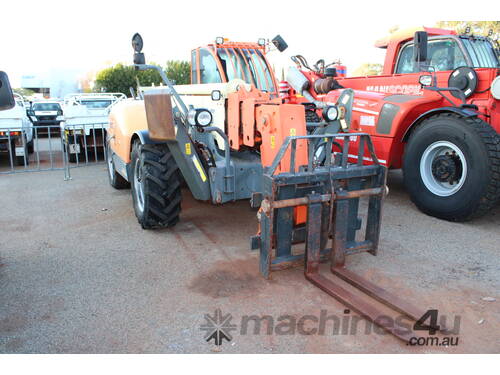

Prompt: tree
xmin=165 ymin=60 xmax=190 ymax=85
xmin=436 ymin=21 xmax=500 ymax=39
xmin=137 ymin=67 xmax=162 ymax=87
xmin=352 ymin=63 xmax=383 ymax=76
xmin=93 ymin=60 xmax=190 ymax=96
xmin=94 ymin=64 xmax=137 ymax=95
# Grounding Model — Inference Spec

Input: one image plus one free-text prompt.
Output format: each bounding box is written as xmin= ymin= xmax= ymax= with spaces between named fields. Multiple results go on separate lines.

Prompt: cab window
xmin=217 ymin=48 xmax=251 ymax=83
xmin=396 ymin=39 xmax=467 ymax=74
xmin=199 ymin=48 xmax=222 ymax=84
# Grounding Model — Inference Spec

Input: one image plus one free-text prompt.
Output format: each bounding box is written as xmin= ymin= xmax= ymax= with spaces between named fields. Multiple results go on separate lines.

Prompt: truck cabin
xmin=377 ymin=27 xmax=499 ymax=75
xmin=190 ymin=39 xmax=278 ymax=95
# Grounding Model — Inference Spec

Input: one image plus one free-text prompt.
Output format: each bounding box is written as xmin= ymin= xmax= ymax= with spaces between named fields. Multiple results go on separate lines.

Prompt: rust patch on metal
xmin=144 ymin=91 xmax=175 ymax=141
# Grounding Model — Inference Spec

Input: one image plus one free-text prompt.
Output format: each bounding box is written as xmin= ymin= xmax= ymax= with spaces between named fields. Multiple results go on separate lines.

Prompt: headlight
xmin=322 ymin=105 xmax=339 ymax=122
xmin=492 ymin=76 xmax=500 ymax=100
xmin=56 ymin=115 xmax=64 ymax=121
xmin=30 ymin=116 xmax=37 ymax=121
xmin=188 ymin=108 xmax=213 ymax=127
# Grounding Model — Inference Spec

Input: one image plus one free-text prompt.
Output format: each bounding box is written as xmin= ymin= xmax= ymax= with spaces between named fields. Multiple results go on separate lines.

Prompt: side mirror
xmin=413 ymin=31 xmax=428 ymax=62
xmin=0 ymin=71 xmax=15 ymax=111
xmin=272 ymin=35 xmax=288 ymax=52
xmin=132 ymin=33 xmax=146 ymax=65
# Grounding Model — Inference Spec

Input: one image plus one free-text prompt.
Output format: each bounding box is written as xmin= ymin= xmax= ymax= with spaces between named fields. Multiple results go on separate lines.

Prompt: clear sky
xmin=1 ymin=0 xmax=485 ymax=87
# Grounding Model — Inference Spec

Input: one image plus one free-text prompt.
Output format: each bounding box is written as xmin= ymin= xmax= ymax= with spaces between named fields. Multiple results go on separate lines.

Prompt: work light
xmin=322 ymin=105 xmax=339 ymax=122
xmin=188 ymin=108 xmax=213 ymax=127
xmin=491 ymin=76 xmax=500 ymax=100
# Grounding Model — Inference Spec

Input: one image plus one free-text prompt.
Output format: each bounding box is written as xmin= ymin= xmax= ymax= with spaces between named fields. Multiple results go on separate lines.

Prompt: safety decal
xmin=360 ymin=115 xmax=375 ymax=126
xmin=192 ymin=156 xmax=207 ymax=182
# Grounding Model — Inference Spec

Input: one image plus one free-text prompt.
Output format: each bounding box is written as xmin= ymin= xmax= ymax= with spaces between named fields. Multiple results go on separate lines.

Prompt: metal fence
xmin=0 ymin=123 xmax=108 ymax=180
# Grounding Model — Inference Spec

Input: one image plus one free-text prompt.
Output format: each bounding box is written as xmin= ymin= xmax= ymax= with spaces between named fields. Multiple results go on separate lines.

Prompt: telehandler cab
xmin=282 ymin=27 xmax=500 ymax=222
xmin=106 ymin=34 xmax=445 ymax=342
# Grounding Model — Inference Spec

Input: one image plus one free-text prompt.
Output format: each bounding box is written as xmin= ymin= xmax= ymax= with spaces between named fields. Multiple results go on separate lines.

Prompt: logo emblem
xmin=200 ymin=309 xmax=237 ymax=346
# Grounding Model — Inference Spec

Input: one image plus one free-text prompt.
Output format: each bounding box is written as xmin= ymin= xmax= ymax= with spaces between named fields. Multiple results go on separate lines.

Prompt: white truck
xmin=0 ymin=94 xmax=33 ymax=166
xmin=62 ymin=93 xmax=126 ymax=162
xmin=28 ymin=100 xmax=64 ymax=136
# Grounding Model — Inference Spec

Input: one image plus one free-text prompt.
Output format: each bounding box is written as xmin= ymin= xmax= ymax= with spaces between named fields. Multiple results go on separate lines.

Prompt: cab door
xmin=193 ymin=47 xmax=226 ymax=84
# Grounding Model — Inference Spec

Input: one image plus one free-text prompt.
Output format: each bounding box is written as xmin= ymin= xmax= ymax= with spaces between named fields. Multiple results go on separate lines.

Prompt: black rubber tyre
xmin=130 ymin=141 xmax=182 ymax=229
xmin=107 ymin=146 xmax=130 ymax=189
xmin=403 ymin=113 xmax=500 ymax=221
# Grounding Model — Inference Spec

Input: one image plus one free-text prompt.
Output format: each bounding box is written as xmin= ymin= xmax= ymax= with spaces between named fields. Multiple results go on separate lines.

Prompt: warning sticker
xmin=360 ymin=115 xmax=375 ymax=126
xmin=185 ymin=143 xmax=191 ymax=155
xmin=271 ymin=135 xmax=276 ymax=149
xmin=192 ymin=156 xmax=207 ymax=182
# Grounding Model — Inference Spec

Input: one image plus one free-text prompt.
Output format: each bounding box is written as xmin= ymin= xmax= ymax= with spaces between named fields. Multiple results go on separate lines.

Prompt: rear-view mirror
xmin=132 ymin=33 xmax=146 ymax=65
xmin=272 ymin=35 xmax=288 ymax=52
xmin=413 ymin=31 xmax=428 ymax=62
xmin=0 ymin=71 xmax=15 ymax=111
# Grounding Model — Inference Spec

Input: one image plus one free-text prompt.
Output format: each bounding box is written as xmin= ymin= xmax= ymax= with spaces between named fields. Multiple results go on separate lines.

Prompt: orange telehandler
xmin=105 ymin=34 xmax=446 ymax=342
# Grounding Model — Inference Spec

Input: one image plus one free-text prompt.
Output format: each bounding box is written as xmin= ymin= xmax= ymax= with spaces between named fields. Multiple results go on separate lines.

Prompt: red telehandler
xmin=283 ymin=27 xmax=500 ymax=221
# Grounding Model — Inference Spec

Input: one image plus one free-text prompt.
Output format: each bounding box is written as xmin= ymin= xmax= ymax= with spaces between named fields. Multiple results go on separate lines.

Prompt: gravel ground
xmin=0 ymin=165 xmax=499 ymax=353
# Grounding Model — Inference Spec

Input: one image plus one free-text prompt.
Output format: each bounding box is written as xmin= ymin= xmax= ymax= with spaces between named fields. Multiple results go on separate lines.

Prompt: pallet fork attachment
xmin=255 ymin=133 xmax=446 ymax=342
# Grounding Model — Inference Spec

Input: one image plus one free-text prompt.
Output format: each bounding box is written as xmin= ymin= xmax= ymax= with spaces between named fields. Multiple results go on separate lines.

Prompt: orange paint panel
xmin=227 ymin=93 xmax=241 ymax=150
xmin=256 ymin=104 xmax=307 ymax=173
xmin=242 ymin=98 xmax=256 ymax=147
xmin=108 ymin=99 xmax=149 ymax=163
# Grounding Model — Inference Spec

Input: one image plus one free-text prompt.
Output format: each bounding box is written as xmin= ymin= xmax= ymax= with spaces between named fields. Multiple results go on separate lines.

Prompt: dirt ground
xmin=0 ymin=165 xmax=499 ymax=353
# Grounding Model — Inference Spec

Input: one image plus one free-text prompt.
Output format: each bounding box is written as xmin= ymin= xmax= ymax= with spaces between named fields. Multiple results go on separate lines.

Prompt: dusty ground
xmin=0 ymin=165 xmax=499 ymax=353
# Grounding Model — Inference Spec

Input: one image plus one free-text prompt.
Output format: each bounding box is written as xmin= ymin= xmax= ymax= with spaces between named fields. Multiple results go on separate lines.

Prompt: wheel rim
xmin=134 ymin=160 xmax=145 ymax=213
xmin=420 ymin=141 xmax=468 ymax=197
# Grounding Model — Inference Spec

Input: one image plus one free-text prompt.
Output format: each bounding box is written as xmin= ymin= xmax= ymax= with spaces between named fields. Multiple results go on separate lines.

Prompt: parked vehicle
xmin=28 ymin=100 xmax=64 ymax=136
xmin=0 ymin=93 xmax=33 ymax=165
xmin=62 ymin=93 xmax=126 ymax=162
xmin=283 ymin=27 xmax=500 ymax=221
